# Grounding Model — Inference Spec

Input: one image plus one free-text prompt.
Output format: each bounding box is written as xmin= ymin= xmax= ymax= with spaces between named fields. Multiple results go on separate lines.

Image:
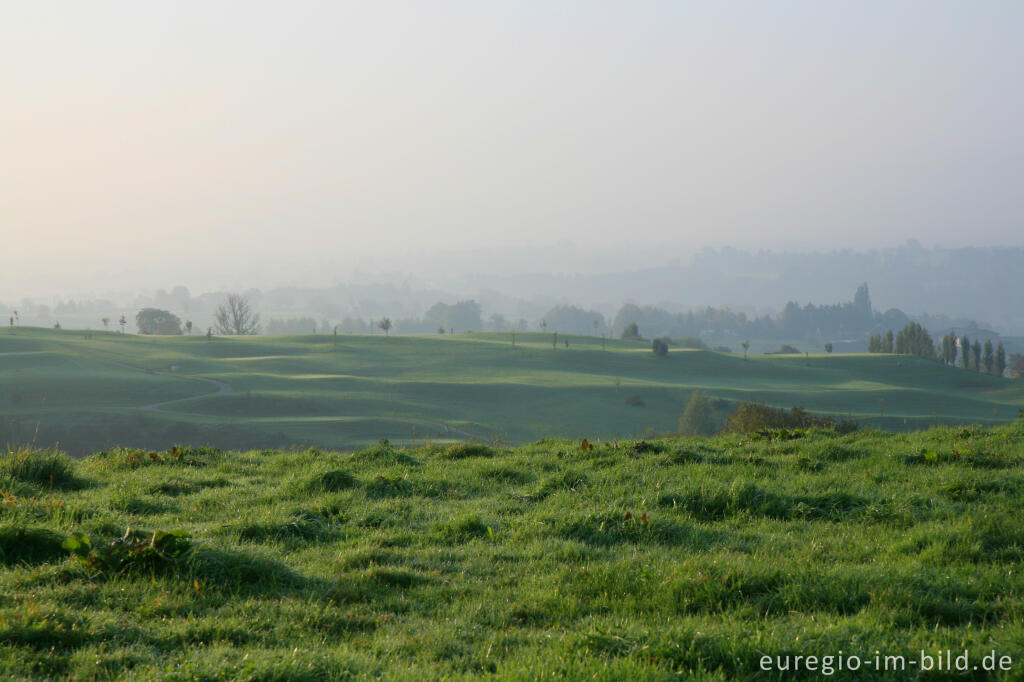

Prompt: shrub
xmin=652 ymin=338 xmax=669 ymax=357
xmin=679 ymin=391 xmax=715 ymax=436
xmin=722 ymin=402 xmax=858 ymax=434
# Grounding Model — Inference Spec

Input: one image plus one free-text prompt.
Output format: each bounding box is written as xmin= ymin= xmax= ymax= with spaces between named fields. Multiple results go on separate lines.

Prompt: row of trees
xmin=868 ymin=324 xmax=1007 ymax=375
xmin=940 ymin=333 xmax=1007 ymax=375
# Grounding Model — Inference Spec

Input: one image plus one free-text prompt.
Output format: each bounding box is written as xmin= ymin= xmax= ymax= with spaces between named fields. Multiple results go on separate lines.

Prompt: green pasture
xmin=1 ymin=327 xmax=1022 ymax=455
xmin=2 ymin=425 xmax=1024 ymax=679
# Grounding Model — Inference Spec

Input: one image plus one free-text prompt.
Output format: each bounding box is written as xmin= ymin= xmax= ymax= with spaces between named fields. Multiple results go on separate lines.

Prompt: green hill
xmin=1 ymin=327 xmax=1022 ymax=455
xmin=1 ymin=426 xmax=1023 ymax=679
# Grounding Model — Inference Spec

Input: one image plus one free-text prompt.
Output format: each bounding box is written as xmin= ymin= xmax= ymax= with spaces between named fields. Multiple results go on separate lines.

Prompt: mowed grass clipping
xmin=1 ymin=425 xmax=1024 ymax=680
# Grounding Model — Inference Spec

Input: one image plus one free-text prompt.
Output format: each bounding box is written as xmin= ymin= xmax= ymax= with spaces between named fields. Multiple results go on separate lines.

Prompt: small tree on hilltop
xmin=378 ymin=317 xmax=392 ymax=336
xmin=824 ymin=342 xmax=833 ymax=353
xmin=118 ymin=315 xmax=127 ymax=334
xmin=215 ymin=294 xmax=260 ymax=335
xmin=136 ymin=308 xmax=183 ymax=335
xmin=742 ymin=340 xmax=750 ymax=360
xmin=185 ymin=320 xmax=193 ymax=335
xmin=621 ymin=322 xmax=641 ymax=340
xmin=652 ymin=337 xmax=669 ymax=357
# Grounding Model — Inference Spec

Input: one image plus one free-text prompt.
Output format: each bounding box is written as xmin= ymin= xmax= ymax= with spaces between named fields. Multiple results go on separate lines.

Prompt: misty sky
xmin=2 ymin=2 xmax=1022 ymax=299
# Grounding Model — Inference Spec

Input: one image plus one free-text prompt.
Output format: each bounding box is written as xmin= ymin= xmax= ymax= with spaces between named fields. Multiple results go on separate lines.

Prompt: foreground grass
xmin=2 ymin=425 xmax=1024 ymax=680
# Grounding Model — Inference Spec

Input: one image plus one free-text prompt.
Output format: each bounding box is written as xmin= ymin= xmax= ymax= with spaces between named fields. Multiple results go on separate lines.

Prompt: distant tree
xmin=437 ymin=326 xmax=445 ymax=334
xmin=136 ymin=308 xmax=182 ymax=335
xmin=777 ymin=344 xmax=800 ymax=354
xmin=884 ymin=329 xmax=894 ymax=353
xmin=652 ymin=337 xmax=669 ymax=357
xmin=894 ymin=322 xmax=934 ymax=359
xmin=996 ymin=343 xmax=1006 ymax=377
xmin=378 ymin=317 xmax=392 ymax=336
xmin=118 ymin=315 xmax=127 ymax=334
xmin=972 ymin=339 xmax=982 ymax=372
xmin=185 ymin=320 xmax=193 ymax=335
xmin=947 ymin=333 xmax=959 ymax=365
xmin=741 ymin=340 xmax=750 ymax=360
xmin=101 ymin=317 xmax=110 ymax=329
xmin=53 ymin=321 xmax=61 ymax=330
xmin=961 ymin=336 xmax=971 ymax=369
xmin=868 ymin=334 xmax=880 ymax=353
xmin=983 ymin=339 xmax=994 ymax=374
xmin=679 ymin=391 xmax=714 ymax=436
xmin=206 ymin=327 xmax=213 ymax=339
xmin=621 ymin=322 xmax=641 ymax=340
xmin=424 ymin=300 xmax=482 ymax=334
xmin=214 ymin=294 xmax=260 ymax=335
xmin=941 ymin=333 xmax=952 ymax=365
xmin=824 ymin=342 xmax=833 ymax=353
xmin=540 ymin=320 xmax=547 ymax=332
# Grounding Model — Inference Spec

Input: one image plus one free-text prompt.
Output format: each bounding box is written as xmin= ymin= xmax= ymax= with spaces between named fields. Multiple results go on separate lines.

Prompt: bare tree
xmin=378 ymin=317 xmax=392 ymax=336
xmin=741 ymin=340 xmax=750 ymax=360
xmin=214 ymin=294 xmax=260 ymax=335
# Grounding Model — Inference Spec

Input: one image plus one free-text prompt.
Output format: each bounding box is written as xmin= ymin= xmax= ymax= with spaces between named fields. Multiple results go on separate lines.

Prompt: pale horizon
xmin=2 ymin=2 xmax=1022 ymax=301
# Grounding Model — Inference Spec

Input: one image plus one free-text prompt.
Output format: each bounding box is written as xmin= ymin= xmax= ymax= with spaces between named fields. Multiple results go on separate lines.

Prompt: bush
xmin=777 ymin=344 xmax=800 ymax=354
xmin=722 ymin=402 xmax=858 ymax=434
xmin=679 ymin=391 xmax=715 ymax=436
xmin=652 ymin=338 xmax=669 ymax=357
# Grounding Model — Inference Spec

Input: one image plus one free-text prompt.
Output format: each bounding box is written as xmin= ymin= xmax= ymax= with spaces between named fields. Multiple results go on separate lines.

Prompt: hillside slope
xmin=1 ymin=328 xmax=1022 ymax=455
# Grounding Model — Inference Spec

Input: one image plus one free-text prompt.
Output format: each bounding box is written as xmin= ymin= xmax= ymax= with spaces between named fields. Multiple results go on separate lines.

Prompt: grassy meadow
xmin=2 ymin=425 xmax=1024 ymax=679
xmin=1 ymin=327 xmax=1022 ymax=456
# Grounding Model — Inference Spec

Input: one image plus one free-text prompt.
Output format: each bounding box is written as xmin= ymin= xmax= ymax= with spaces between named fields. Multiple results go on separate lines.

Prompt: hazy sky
xmin=2 ymin=2 xmax=1022 ymax=298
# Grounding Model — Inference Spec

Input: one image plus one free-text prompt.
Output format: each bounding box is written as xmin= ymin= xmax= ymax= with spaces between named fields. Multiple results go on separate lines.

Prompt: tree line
xmin=868 ymin=323 xmax=1007 ymax=375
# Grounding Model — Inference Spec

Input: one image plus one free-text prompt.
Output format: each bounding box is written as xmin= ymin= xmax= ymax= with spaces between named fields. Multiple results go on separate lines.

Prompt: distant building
xmin=1011 ymin=356 xmax=1024 ymax=380
xmin=951 ymin=328 xmax=1000 ymax=350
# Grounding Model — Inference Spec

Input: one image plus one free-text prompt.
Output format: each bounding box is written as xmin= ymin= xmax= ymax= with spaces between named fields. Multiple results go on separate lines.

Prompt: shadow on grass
xmin=0 ymin=525 xmax=66 ymax=565
xmin=658 ymin=483 xmax=871 ymax=522
xmin=560 ymin=514 xmax=726 ymax=549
